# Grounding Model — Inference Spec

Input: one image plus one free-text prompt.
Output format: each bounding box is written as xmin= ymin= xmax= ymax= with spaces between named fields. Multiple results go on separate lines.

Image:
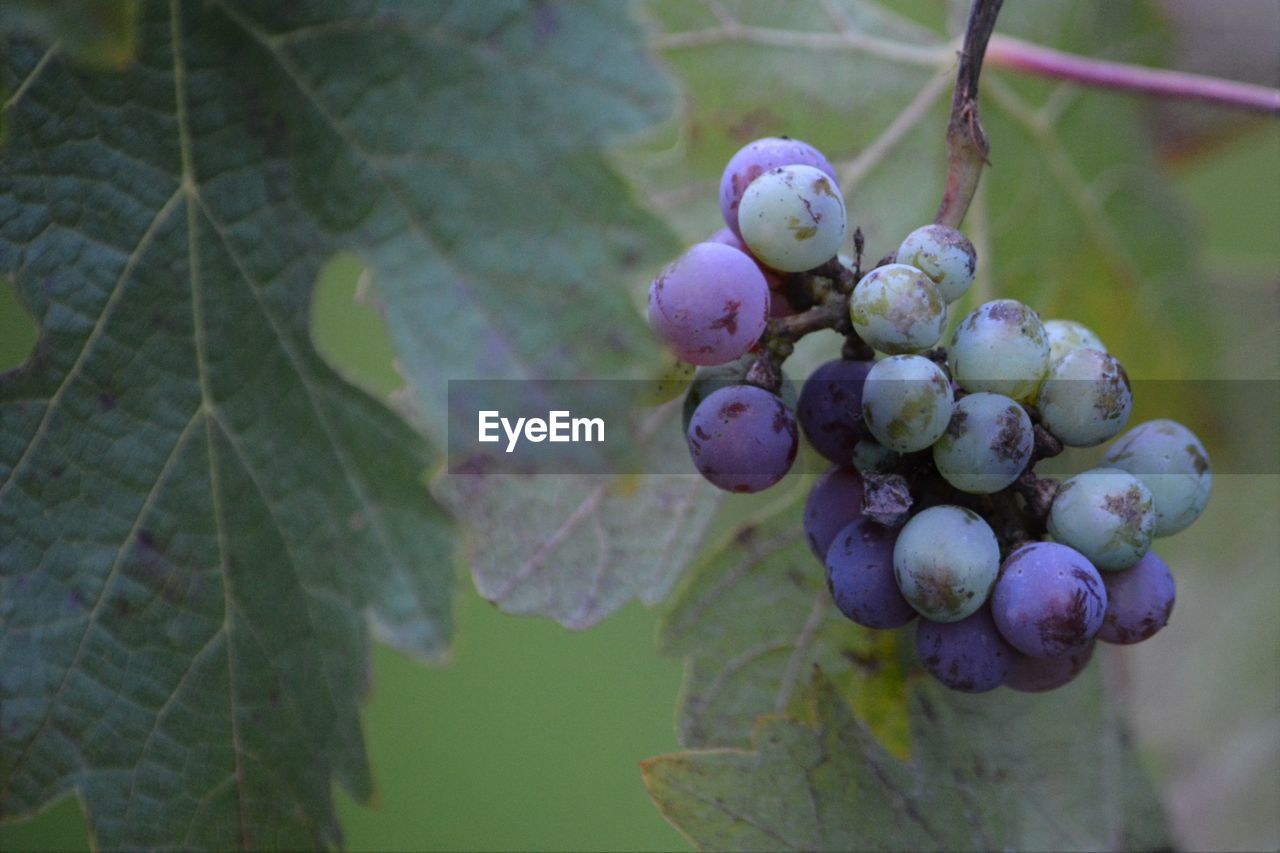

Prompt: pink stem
xmin=987 ymin=34 xmax=1280 ymax=114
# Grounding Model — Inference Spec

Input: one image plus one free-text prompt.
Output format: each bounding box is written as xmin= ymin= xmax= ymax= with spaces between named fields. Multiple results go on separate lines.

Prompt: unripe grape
xmin=640 ymin=354 xmax=697 ymax=406
xmin=738 ymin=165 xmax=847 ymax=273
xmin=893 ymin=505 xmax=1000 ymax=622
xmin=796 ymin=358 xmax=873 ymax=464
xmin=1098 ymin=551 xmax=1176 ymax=645
xmin=804 ymin=466 xmax=865 ymax=561
xmin=931 ymin=392 xmax=1033 ymax=494
xmin=1005 ymin=643 xmax=1094 ymax=693
xmin=991 ymin=542 xmax=1107 ymax=658
xmin=861 ymin=355 xmax=954 ymax=453
xmin=648 ymin=242 xmax=769 ymax=366
xmin=849 ymin=263 xmax=946 ymax=354
xmin=1036 ymin=348 xmax=1132 ymax=447
xmin=719 ymin=137 xmax=838 ymax=238
xmin=916 ymin=606 xmax=1016 ymax=693
xmin=852 ymin=439 xmax=899 ymax=474
xmin=1048 ymin=468 xmax=1155 ymax=571
xmin=826 ymin=519 xmax=916 ymax=629
xmin=686 ymin=385 xmax=798 ymax=493
xmin=1103 ymin=419 xmax=1211 ymax=537
xmin=1043 ymin=318 xmax=1106 ymax=364
xmin=895 ymin=224 xmax=976 ymax=303
xmin=948 ymin=299 xmax=1050 ymax=402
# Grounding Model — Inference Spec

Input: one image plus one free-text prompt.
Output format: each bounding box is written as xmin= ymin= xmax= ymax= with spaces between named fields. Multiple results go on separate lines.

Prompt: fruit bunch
xmin=647 ymin=136 xmax=1213 ymax=695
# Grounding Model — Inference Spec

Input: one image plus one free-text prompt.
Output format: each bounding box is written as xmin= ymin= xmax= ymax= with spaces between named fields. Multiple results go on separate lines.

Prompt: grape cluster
xmin=647 ymin=136 xmax=1211 ymax=694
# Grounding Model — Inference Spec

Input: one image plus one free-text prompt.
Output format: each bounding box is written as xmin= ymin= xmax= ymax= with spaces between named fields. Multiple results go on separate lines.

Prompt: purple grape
xmin=1006 ymin=642 xmax=1095 ymax=693
xmin=718 ymin=137 xmax=838 ymax=238
xmin=991 ymin=542 xmax=1107 ymax=658
xmin=916 ymin=606 xmax=1016 ymax=693
xmin=825 ymin=519 xmax=916 ymax=629
xmin=1098 ymin=551 xmax=1176 ymax=645
xmin=686 ymin=385 xmax=798 ymax=493
xmin=707 ymin=227 xmax=785 ymax=290
xmin=648 ymin=242 xmax=769 ymax=366
xmin=797 ymin=358 xmax=874 ymax=465
xmin=803 ymin=466 xmax=865 ymax=560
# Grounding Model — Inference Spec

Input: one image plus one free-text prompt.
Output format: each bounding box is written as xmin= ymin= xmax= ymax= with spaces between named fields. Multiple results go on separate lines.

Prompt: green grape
xmin=1036 ymin=347 xmax=1131 ymax=447
xmin=1043 ymin=318 xmax=1106 ymax=364
xmin=1047 ymin=468 xmax=1155 ymax=571
xmin=931 ymin=392 xmax=1032 ymax=494
xmin=861 ymin=355 xmax=954 ymax=453
xmin=895 ymin=224 xmax=976 ymax=303
xmin=849 ymin=263 xmax=946 ymax=354
xmin=1103 ymin=419 xmax=1212 ymax=536
xmin=738 ymin=165 xmax=847 ymax=273
xmin=852 ymin=439 xmax=899 ymax=474
xmin=893 ymin=505 xmax=999 ymax=622
xmin=948 ymin=299 xmax=1050 ymax=402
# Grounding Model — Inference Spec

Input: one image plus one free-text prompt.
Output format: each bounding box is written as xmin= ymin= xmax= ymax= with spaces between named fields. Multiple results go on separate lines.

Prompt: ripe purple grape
xmin=803 ymin=466 xmax=865 ymax=560
xmin=1098 ymin=551 xmax=1176 ymax=645
xmin=916 ymin=606 xmax=1016 ymax=693
xmin=707 ymin=226 xmax=785 ymax=290
xmin=1006 ymin=642 xmax=1095 ymax=693
xmin=719 ymin=137 xmax=838 ymax=238
xmin=826 ymin=519 xmax=916 ymax=629
xmin=797 ymin=358 xmax=874 ymax=465
xmin=686 ymin=385 xmax=798 ymax=493
xmin=648 ymin=242 xmax=769 ymax=366
xmin=991 ymin=542 xmax=1107 ymax=658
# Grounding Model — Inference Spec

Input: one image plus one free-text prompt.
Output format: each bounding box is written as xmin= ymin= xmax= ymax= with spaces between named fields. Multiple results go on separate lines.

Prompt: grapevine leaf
xmin=629 ymin=0 xmax=1209 ymax=380
xmin=643 ymin=668 xmax=1169 ymax=852
xmin=659 ymin=504 xmax=912 ymax=752
xmin=0 ymin=1 xmax=139 ymax=69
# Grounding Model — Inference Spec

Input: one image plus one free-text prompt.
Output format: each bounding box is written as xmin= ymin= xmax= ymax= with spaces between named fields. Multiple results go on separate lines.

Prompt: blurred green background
xmin=1 ymin=121 xmax=1276 ymax=853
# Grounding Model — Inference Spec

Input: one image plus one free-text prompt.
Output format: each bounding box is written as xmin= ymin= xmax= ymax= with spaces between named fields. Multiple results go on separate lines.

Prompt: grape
xmin=1102 ymin=419 xmax=1211 ymax=537
xmin=948 ymin=299 xmax=1050 ymax=402
xmin=686 ymin=385 xmax=798 ymax=493
xmin=826 ymin=519 xmax=916 ymax=629
xmin=893 ymin=505 xmax=999 ymax=622
xmin=707 ymin=226 xmax=785 ymax=290
xmin=931 ymin=392 xmax=1032 ymax=494
xmin=1005 ymin=643 xmax=1095 ymax=693
xmin=1047 ymin=468 xmax=1155 ymax=571
xmin=682 ymin=356 xmax=797 ymax=433
xmin=991 ymin=542 xmax=1107 ymax=658
xmin=1043 ymin=319 xmax=1106 ymax=364
xmin=738 ymin=165 xmax=847 ymax=273
xmin=648 ymin=242 xmax=769 ymax=366
xmin=1036 ymin=348 xmax=1132 ymax=447
xmin=895 ymin=224 xmax=976 ymax=303
xmin=640 ymin=354 xmax=697 ymax=406
xmin=861 ymin=355 xmax=954 ymax=453
xmin=797 ymin=358 xmax=874 ymax=464
xmin=916 ymin=606 xmax=1016 ymax=693
xmin=1098 ymin=551 xmax=1176 ymax=645
xmin=852 ymin=439 xmax=899 ymax=474
xmin=769 ymin=290 xmax=796 ymax=318
xmin=803 ymin=466 xmax=865 ymax=560
xmin=719 ymin=137 xmax=838 ymax=238
xmin=848 ymin=263 xmax=946 ymax=354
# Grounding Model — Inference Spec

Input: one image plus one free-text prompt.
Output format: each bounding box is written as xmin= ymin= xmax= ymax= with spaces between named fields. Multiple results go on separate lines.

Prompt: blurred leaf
xmin=643 ymin=668 xmax=1168 ymax=852
xmin=434 ymin=404 xmax=720 ymax=628
xmin=0 ymin=1 xmax=139 ymax=69
xmin=659 ymin=503 xmax=912 ymax=754
xmin=628 ymin=0 xmax=1209 ymax=382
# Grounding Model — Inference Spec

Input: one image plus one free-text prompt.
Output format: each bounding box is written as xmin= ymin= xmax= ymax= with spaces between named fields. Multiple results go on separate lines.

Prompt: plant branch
xmin=935 ymin=0 xmax=1003 ymax=229
xmin=986 ymin=35 xmax=1280 ymax=115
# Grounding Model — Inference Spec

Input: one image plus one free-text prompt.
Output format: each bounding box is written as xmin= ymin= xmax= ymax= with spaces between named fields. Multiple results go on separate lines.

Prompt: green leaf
xmin=629 ymin=0 xmax=1209 ymax=380
xmin=643 ymin=668 xmax=1169 ymax=852
xmin=0 ymin=1 xmax=139 ymax=69
xmin=435 ymin=404 xmax=720 ymax=628
xmin=659 ymin=503 xmax=912 ymax=753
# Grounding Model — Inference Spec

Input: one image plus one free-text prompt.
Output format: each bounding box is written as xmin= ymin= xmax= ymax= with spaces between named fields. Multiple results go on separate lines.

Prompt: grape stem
xmin=935 ymin=0 xmax=1004 ymax=230
xmin=986 ymin=35 xmax=1280 ymax=115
